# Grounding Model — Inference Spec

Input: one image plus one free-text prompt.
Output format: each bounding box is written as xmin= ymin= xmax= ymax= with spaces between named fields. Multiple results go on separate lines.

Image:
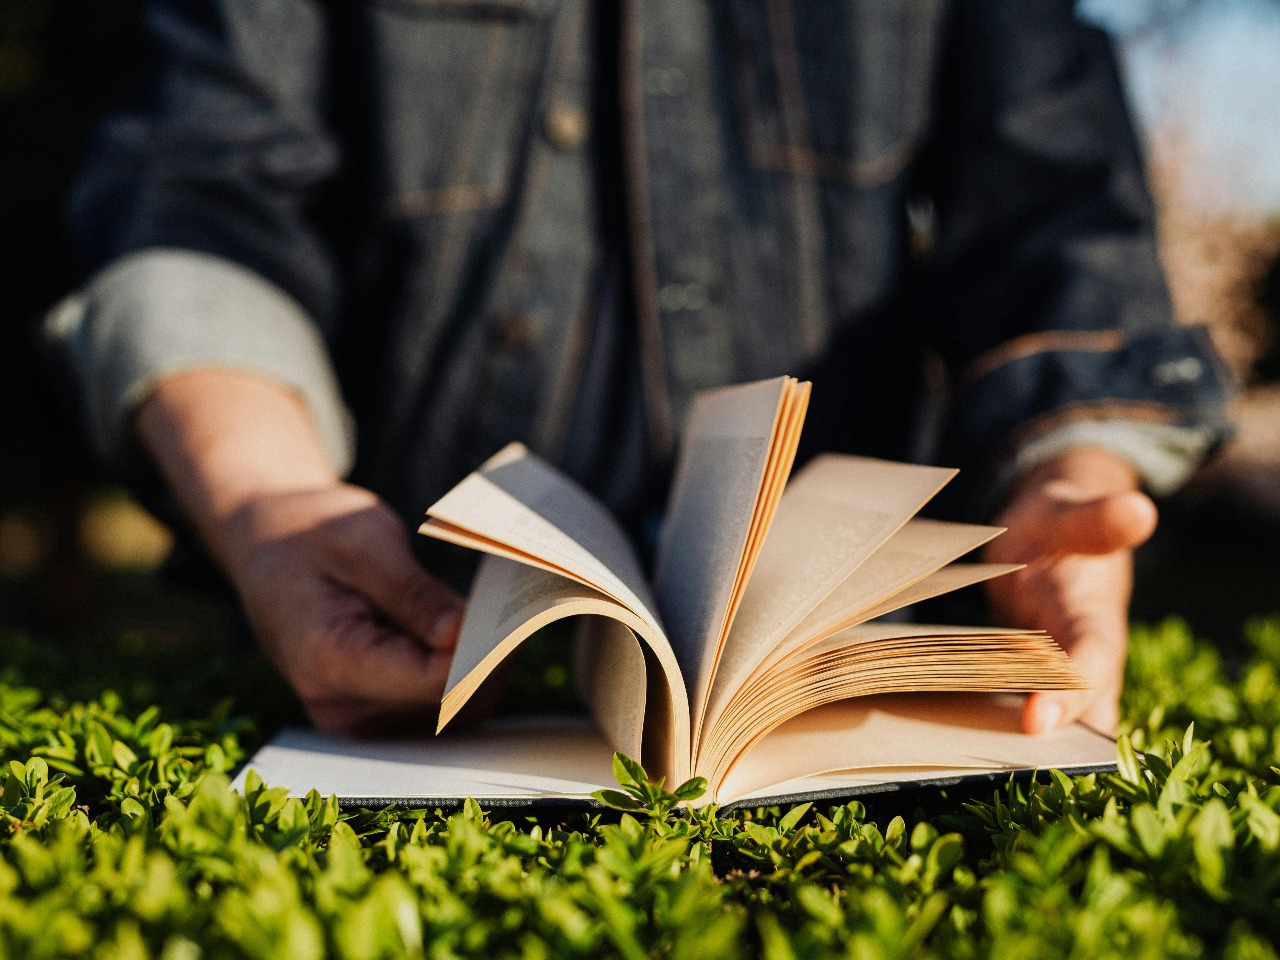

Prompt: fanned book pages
xmin=234 ymin=377 xmax=1116 ymax=807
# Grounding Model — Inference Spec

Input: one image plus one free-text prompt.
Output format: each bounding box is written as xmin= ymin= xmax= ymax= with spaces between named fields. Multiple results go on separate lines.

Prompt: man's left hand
xmin=985 ymin=446 xmax=1158 ymax=735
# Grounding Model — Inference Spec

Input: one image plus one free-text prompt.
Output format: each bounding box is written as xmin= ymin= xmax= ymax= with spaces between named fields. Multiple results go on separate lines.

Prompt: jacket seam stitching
xmin=964 ymin=329 xmax=1129 ymax=383
xmin=764 ymin=0 xmax=826 ymax=355
xmin=976 ymin=398 xmax=1193 ymax=515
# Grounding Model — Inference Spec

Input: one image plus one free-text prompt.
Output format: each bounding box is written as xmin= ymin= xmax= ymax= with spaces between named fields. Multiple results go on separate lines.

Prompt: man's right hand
xmin=222 ymin=482 xmax=461 ymax=732
xmin=136 ymin=369 xmax=462 ymax=733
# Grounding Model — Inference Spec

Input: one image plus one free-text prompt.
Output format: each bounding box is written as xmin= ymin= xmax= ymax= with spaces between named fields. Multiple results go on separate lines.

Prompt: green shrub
xmin=0 ymin=618 xmax=1278 ymax=958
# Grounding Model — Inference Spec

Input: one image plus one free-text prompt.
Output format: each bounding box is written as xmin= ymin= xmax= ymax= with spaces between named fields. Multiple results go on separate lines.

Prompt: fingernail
xmin=1036 ymin=702 xmax=1064 ymax=732
xmin=430 ymin=609 xmax=461 ymax=649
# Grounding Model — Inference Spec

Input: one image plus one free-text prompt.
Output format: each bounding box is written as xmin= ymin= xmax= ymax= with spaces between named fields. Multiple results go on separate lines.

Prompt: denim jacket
xmin=49 ymin=0 xmax=1232 ymax=525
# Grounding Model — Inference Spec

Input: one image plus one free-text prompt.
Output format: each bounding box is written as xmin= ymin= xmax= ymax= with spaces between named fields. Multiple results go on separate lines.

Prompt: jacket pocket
xmin=368 ymin=0 xmax=553 ymax=218
xmin=718 ymin=0 xmax=945 ymax=186
xmin=374 ymin=0 xmax=550 ymax=14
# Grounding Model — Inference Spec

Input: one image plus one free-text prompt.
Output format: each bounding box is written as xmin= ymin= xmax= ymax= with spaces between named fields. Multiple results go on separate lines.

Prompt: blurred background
xmin=0 ymin=0 xmax=1276 ymax=664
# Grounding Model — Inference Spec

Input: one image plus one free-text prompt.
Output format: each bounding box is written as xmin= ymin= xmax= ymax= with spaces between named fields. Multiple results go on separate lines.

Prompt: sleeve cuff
xmin=43 ymin=249 xmax=355 ymax=475
xmin=990 ymin=418 xmax=1220 ymax=509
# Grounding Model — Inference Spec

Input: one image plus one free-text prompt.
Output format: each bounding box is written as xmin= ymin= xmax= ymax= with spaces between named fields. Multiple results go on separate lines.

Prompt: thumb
xmin=1043 ymin=490 xmax=1157 ymax=556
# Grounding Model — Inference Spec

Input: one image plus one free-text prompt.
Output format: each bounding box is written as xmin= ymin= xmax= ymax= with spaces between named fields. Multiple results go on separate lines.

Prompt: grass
xmin=1 ymin=614 xmax=1279 ymax=958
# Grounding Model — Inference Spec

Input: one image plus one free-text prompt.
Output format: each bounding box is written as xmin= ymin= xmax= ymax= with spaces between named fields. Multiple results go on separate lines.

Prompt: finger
xmin=309 ymin=619 xmax=507 ymax=735
xmin=1042 ymin=491 xmax=1157 ymax=556
xmin=1021 ymin=618 xmax=1125 ymax=734
xmin=348 ymin=625 xmax=455 ymax=700
xmin=296 ymin=613 xmax=455 ymax=712
xmin=1021 ymin=689 xmax=1081 ymax=734
xmin=1022 ymin=687 xmax=1120 ymax=736
xmin=343 ymin=531 xmax=464 ymax=651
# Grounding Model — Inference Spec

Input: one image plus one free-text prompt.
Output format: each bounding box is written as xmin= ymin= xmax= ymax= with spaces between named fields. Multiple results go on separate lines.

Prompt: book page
xmin=421 ymin=443 xmax=660 ymax=627
xmin=700 ymin=517 xmax=1008 ymax=764
xmin=701 ymin=622 xmax=1082 ymax=786
xmin=716 ymin=693 xmax=1116 ymax=805
xmin=700 ymin=457 xmax=958 ymax=753
xmin=575 ymin=614 xmax=652 ymax=767
xmin=849 ymin=562 xmax=1023 ymax=623
xmin=767 ymin=518 xmax=1007 ymax=663
xmin=437 ymin=555 xmax=691 ymax=781
xmin=230 ymin=698 xmax=1113 ymax=809
xmin=652 ymin=377 xmax=808 ymax=752
xmin=232 ymin=716 xmax=616 ymax=803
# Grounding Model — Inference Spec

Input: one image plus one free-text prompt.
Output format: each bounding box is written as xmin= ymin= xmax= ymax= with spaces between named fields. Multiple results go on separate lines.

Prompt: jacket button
xmin=658 ymin=281 xmax=708 ymax=313
xmin=544 ymin=103 xmax=589 ymax=149
xmin=645 ymin=66 xmax=689 ymax=97
xmin=493 ymin=312 xmax=541 ymax=350
xmin=1150 ymin=356 xmax=1204 ymax=387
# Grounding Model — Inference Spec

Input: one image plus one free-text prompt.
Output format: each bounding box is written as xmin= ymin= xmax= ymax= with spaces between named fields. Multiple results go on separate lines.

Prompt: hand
xmin=136 ymin=370 xmax=463 ymax=733
xmin=985 ymin=446 xmax=1158 ymax=735
xmin=222 ymin=483 xmax=463 ymax=733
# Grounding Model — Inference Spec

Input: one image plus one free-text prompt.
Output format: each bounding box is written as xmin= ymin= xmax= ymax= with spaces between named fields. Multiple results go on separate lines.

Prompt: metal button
xmin=493 ymin=312 xmax=541 ymax=350
xmin=658 ymin=282 xmax=708 ymax=313
xmin=544 ymin=103 xmax=589 ymax=149
xmin=1151 ymin=356 xmax=1204 ymax=387
xmin=644 ymin=66 xmax=689 ymax=97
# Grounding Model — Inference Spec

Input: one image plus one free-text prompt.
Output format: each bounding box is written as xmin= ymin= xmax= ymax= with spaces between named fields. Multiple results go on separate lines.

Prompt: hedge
xmin=1 ymin=617 xmax=1279 ymax=959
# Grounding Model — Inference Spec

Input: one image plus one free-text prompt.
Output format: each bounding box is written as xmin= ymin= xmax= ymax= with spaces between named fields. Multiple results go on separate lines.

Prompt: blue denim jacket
xmin=55 ymin=0 xmax=1232 ymax=525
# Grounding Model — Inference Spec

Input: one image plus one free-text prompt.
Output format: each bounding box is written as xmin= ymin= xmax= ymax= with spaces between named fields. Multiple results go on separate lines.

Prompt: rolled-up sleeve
xmin=987 ymin=415 xmax=1220 ymax=513
xmin=44 ymin=248 xmax=355 ymax=474
xmin=920 ymin=0 xmax=1233 ymax=507
xmin=48 ymin=0 xmax=351 ymax=474
xmin=965 ymin=324 xmax=1231 ymax=507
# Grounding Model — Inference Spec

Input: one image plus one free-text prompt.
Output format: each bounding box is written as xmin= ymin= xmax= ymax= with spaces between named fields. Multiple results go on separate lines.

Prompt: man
xmin=47 ymin=0 xmax=1231 ymax=736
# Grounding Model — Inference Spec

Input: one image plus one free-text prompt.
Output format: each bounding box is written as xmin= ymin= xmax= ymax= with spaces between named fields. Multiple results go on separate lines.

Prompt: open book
xmin=235 ymin=377 xmax=1116 ymax=807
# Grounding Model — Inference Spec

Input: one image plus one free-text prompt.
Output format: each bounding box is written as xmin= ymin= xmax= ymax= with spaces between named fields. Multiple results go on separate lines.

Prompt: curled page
xmin=422 ymin=443 xmax=660 ymax=627
xmin=439 ymin=555 xmax=691 ymax=782
xmin=763 ymin=518 xmax=1008 ymax=669
xmin=654 ymin=377 xmax=809 ymax=753
xmin=701 ymin=456 xmax=959 ymax=756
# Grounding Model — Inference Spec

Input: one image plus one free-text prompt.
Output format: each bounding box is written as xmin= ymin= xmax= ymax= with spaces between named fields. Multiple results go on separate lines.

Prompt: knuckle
xmin=402 ymin=572 xmax=457 ymax=619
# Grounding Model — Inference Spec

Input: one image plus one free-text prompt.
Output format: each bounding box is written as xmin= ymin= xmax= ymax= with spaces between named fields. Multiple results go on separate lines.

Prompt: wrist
xmin=136 ymin=369 xmax=340 ymax=570
xmin=1006 ymin=445 xmax=1142 ymax=507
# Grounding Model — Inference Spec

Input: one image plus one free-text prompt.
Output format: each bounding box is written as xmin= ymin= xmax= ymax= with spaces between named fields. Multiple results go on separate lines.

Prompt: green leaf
xmin=242 ymin=767 xmax=264 ymax=796
xmin=1116 ymin=735 xmax=1143 ymax=785
xmin=23 ymin=757 xmax=48 ymax=789
xmin=884 ymin=816 xmax=906 ymax=847
xmin=911 ymin=821 xmax=939 ymax=852
xmin=778 ymin=802 xmax=811 ymax=833
xmin=756 ymin=913 xmax=798 ymax=960
xmin=612 ymin=753 xmax=648 ymax=790
xmin=1131 ymin=805 xmax=1168 ymax=860
xmin=672 ymin=777 xmax=708 ymax=803
xmin=40 ymin=756 xmax=85 ymax=777
xmin=204 ymin=742 xmax=227 ymax=772
xmin=922 ymin=833 xmax=964 ymax=890
xmin=743 ymin=822 xmax=778 ymax=847
xmin=1240 ymin=793 xmax=1280 ymax=850
xmin=902 ymin=891 xmax=951 ymax=950
xmin=593 ymin=789 xmax=644 ymax=811
xmin=112 ymin=739 xmax=139 ymax=771
xmin=1193 ymin=798 xmax=1235 ymax=897
xmin=86 ymin=723 xmax=114 ymax=767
